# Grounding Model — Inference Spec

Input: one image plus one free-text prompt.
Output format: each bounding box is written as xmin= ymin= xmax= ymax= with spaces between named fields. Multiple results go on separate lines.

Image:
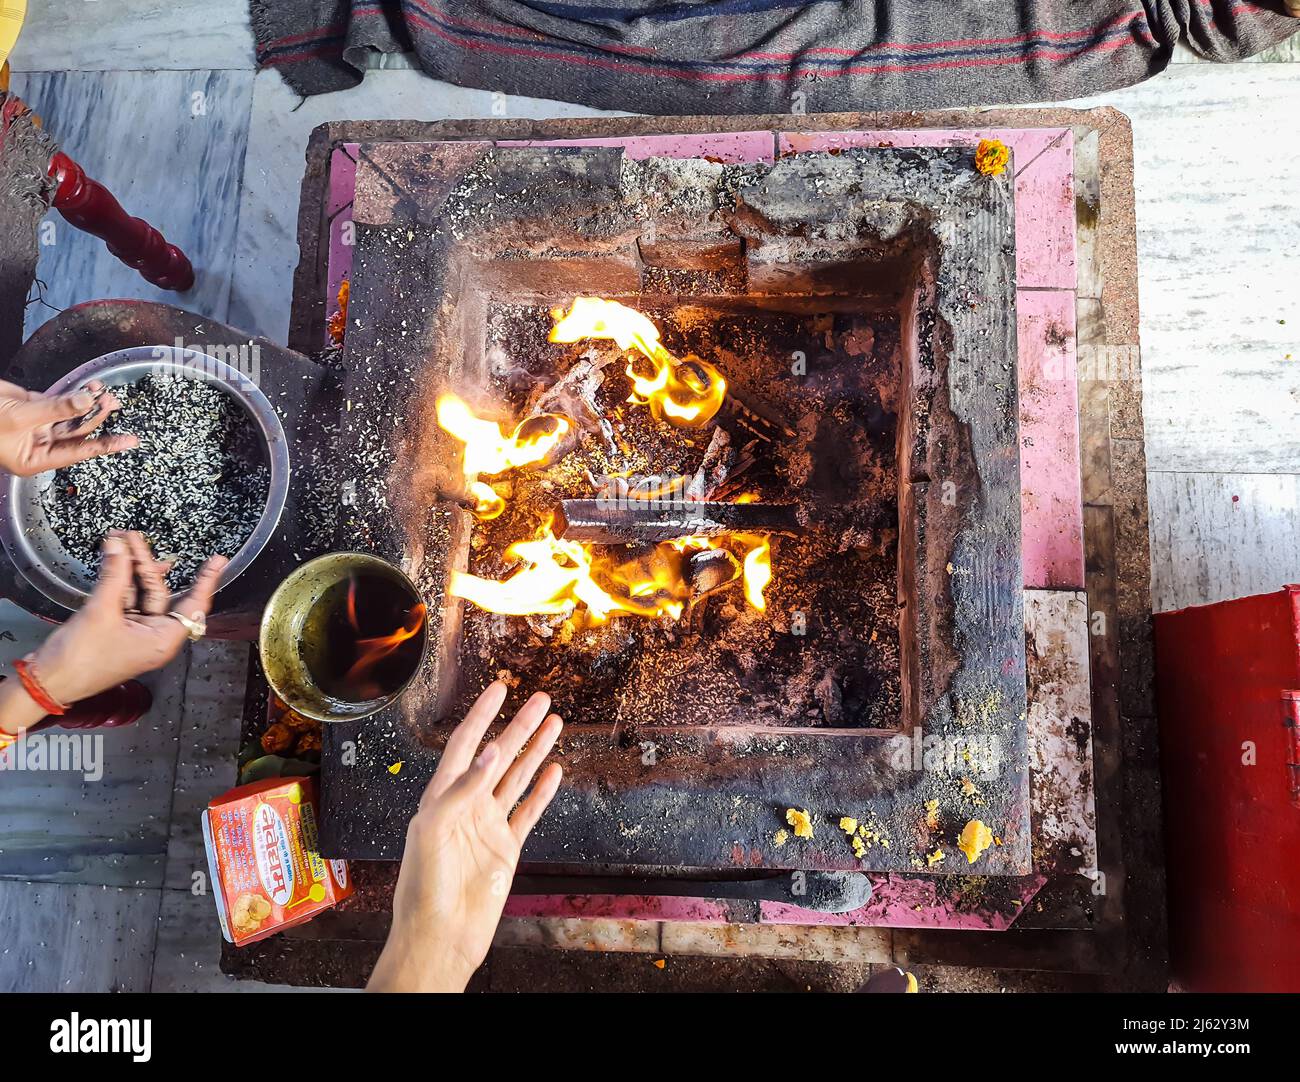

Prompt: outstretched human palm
xmin=369 ymin=681 xmax=563 ymax=992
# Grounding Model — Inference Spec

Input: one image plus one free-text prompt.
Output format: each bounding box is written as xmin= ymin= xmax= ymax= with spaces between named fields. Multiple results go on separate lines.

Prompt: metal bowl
xmin=0 ymin=344 xmax=290 ymax=612
xmin=259 ymin=552 xmax=429 ymax=723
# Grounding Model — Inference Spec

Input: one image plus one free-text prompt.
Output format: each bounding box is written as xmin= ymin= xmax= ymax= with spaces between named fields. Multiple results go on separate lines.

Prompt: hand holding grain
xmin=30 ymin=531 xmax=227 ymax=707
xmin=368 ymin=681 xmax=564 ymax=993
xmin=0 ymin=379 xmax=138 ymax=477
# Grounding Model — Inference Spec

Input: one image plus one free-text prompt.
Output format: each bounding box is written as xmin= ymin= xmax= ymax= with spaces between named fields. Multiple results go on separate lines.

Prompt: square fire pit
xmin=321 ymin=142 xmax=1029 ymax=876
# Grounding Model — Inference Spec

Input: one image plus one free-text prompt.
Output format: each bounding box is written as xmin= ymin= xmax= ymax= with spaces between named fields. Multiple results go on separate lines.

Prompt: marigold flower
xmin=975 ymin=138 xmax=1010 ymax=177
xmin=328 ymin=278 xmax=350 ymax=344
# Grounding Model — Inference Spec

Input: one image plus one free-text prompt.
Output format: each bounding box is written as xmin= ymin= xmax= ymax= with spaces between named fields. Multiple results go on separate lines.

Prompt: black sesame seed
xmin=42 ymin=374 xmax=271 ymax=590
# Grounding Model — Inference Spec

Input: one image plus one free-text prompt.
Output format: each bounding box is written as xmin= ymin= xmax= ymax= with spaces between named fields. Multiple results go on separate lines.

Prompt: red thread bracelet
xmin=13 ymin=655 xmax=67 ymax=716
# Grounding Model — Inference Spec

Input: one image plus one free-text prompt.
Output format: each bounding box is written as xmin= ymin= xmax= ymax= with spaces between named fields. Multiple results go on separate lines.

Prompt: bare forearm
xmin=367 ymin=929 xmax=472 ymax=993
xmin=364 ymin=683 xmax=562 ymax=995
xmin=0 ymin=678 xmax=46 ymax=736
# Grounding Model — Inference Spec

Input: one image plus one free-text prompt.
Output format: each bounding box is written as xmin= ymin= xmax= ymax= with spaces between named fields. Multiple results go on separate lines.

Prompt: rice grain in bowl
xmin=0 ymin=345 xmax=290 ymax=611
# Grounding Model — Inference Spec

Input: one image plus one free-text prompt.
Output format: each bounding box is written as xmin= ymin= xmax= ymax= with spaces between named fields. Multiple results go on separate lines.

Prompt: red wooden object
xmin=0 ymin=675 xmax=151 ymax=729
xmin=1155 ymin=586 xmax=1300 ymax=992
xmin=46 ymin=151 xmax=194 ymax=291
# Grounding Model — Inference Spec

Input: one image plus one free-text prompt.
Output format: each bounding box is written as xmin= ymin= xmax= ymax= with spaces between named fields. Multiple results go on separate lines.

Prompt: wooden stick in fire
xmin=553 ymin=498 xmax=801 ymax=545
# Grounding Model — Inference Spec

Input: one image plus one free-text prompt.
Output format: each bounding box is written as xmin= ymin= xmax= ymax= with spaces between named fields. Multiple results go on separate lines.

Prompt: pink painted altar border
xmin=501 ymin=873 xmax=1046 ymax=930
xmin=321 ymin=128 xmax=1088 ymax=929
xmin=780 ymin=129 xmax=1083 ymax=589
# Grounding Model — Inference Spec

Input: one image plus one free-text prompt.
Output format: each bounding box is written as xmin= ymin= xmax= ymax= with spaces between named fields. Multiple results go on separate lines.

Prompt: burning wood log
xmin=554 ymin=498 xmax=800 ymax=544
xmin=527 ymin=351 xmax=617 ymax=455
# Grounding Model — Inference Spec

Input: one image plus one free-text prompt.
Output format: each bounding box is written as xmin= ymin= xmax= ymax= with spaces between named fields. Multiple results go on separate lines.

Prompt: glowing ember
xmin=467 ymin=480 xmax=505 ymax=520
xmin=549 ymin=298 xmax=727 ymax=427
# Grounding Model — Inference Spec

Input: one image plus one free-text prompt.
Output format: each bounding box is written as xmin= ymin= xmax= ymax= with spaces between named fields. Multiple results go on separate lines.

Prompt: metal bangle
xmin=166 ymin=610 xmax=206 ymax=642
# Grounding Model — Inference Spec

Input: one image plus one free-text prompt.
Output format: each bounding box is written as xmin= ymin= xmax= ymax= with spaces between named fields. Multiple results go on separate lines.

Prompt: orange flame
xmin=737 ymin=534 xmax=771 ymax=611
xmin=341 ymin=577 xmax=427 ymax=690
xmin=467 ymin=480 xmax=505 ymax=520
xmin=451 ymin=519 xmax=771 ymax=622
xmin=437 ymin=395 xmax=571 ymax=478
xmin=449 ymin=518 xmax=686 ymax=623
xmin=436 ymin=395 xmax=572 ymax=518
xmin=327 ymin=279 xmax=350 ymax=345
xmin=549 ymin=298 xmax=727 ymax=427
xmin=671 ymin=533 xmax=770 ymax=611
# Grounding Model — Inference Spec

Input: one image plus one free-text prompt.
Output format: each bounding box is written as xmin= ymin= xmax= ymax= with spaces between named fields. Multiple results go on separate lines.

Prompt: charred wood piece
xmin=555 ymin=499 xmax=800 ymax=544
xmin=715 ymin=390 xmax=795 ymax=443
xmin=685 ymin=427 xmax=732 ymax=502
xmin=529 ymin=353 xmax=616 ymax=453
xmin=685 ymin=548 xmax=742 ymax=598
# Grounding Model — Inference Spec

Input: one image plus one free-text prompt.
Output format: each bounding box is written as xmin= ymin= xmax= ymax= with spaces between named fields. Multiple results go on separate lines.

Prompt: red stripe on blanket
xmin=259 ymin=3 xmax=387 ymax=53
xmin=259 ymin=22 xmax=348 ymax=51
xmin=262 ymin=0 xmax=1278 ymax=74
xmin=400 ymin=0 xmax=1155 ymax=57
xmin=404 ymin=8 xmax=1144 ymax=83
xmin=265 ymin=44 xmax=349 ymax=66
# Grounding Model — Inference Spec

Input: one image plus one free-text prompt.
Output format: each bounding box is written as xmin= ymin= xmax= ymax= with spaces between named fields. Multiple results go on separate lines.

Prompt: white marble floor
xmin=1 ymin=1 xmax=1298 ymax=990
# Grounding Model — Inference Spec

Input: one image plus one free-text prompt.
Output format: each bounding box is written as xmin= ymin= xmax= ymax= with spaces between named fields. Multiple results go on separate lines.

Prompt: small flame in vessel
xmin=341 ymin=576 xmax=427 ymax=691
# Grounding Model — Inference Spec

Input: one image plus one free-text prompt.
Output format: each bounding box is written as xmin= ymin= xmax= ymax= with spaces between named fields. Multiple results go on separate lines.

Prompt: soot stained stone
xmin=322 ymin=144 xmax=1027 ymax=878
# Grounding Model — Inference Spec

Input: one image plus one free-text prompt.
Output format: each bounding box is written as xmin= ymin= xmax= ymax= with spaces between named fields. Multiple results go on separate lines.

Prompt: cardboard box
xmin=202 ymin=776 xmax=352 ymax=947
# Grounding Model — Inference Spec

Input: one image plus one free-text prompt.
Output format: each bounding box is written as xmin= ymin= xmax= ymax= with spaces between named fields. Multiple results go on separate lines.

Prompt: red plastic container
xmin=1155 ymin=586 xmax=1300 ymax=992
